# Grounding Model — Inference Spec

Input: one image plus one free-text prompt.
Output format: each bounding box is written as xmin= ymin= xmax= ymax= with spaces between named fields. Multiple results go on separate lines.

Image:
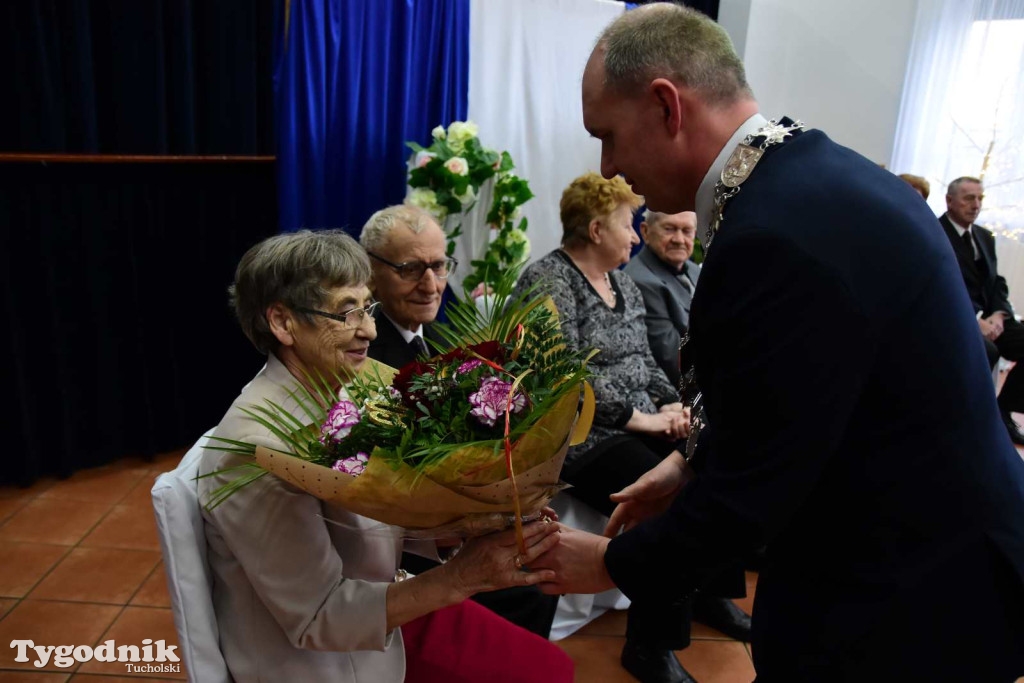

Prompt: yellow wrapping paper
xmin=252 ymin=380 xmax=595 ymax=535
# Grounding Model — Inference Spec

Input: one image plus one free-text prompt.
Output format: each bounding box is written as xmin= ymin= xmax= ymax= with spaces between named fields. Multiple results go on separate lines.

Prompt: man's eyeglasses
xmin=368 ymin=252 xmax=458 ymax=282
xmin=294 ymin=301 xmax=381 ymax=329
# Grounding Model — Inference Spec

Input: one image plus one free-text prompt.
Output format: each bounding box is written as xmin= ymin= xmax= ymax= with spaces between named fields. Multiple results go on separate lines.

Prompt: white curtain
xmin=890 ymin=0 xmax=1024 ymax=235
xmin=467 ymin=0 xmax=626 ymax=267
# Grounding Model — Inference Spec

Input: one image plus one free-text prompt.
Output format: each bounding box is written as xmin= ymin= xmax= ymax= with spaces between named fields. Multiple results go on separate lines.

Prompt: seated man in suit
xmin=359 ymin=204 xmax=560 ymax=638
xmin=625 ymin=210 xmax=700 ymax=386
xmin=939 ymin=176 xmax=1024 ymax=445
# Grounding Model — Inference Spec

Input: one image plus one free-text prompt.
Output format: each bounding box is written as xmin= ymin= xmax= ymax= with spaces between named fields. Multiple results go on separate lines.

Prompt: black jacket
xmin=939 ymin=212 xmax=1014 ymax=316
xmin=605 ymin=129 xmax=1024 ymax=679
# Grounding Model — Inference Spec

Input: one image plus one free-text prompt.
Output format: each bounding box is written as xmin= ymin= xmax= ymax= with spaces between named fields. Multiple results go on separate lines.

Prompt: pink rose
xmin=444 ymin=156 xmax=469 ymax=176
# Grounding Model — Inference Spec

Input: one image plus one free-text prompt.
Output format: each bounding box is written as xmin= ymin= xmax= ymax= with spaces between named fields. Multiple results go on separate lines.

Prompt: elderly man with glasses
xmin=359 ymin=203 xmax=562 ymax=639
xmin=360 ymin=204 xmax=454 ymax=369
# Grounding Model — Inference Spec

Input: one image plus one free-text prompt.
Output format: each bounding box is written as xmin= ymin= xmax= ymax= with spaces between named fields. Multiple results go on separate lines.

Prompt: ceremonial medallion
xmin=721 ymin=144 xmax=763 ymax=188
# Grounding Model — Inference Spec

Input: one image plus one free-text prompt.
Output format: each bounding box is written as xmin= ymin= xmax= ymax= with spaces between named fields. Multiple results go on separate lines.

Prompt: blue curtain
xmin=274 ymin=0 xmax=469 ymax=235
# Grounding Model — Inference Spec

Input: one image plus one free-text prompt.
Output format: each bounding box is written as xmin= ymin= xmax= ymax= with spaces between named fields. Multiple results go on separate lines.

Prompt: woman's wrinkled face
xmin=595 ymin=203 xmax=640 ymax=269
xmin=289 ymin=284 xmax=377 ymax=383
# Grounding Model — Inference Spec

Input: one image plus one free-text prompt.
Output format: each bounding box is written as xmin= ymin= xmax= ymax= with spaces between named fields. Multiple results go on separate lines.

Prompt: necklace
xmin=600 ymin=272 xmax=617 ymax=307
xmin=561 ymin=249 xmax=617 ymax=307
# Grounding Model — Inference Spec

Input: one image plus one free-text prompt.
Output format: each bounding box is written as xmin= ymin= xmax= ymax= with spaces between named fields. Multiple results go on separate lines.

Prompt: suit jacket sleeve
xmin=605 ymin=230 xmax=876 ymax=603
xmin=634 ymin=277 xmax=684 ymax=387
xmin=204 ymin=430 xmax=394 ymax=653
xmin=982 ymin=229 xmax=1014 ymax=314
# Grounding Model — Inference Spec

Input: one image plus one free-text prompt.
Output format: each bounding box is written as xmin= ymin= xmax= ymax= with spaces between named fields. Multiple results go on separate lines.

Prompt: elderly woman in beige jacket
xmin=199 ymin=229 xmax=561 ymax=683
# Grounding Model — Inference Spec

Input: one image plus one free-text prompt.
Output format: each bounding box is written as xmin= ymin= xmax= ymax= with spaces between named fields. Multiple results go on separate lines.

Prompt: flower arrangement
xmin=406 ymin=120 xmax=534 ymax=292
xmin=204 ymin=266 xmax=595 ymax=547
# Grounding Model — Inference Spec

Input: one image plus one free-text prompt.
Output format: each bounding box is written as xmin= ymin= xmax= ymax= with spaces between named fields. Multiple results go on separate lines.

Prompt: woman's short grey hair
xmin=599 ymin=3 xmax=753 ymax=104
xmin=359 ymin=204 xmax=438 ymax=253
xmin=229 ymin=229 xmax=371 ymax=353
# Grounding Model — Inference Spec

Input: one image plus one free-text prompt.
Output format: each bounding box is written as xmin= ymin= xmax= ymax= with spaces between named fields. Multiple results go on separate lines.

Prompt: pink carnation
xmin=456 ymin=359 xmax=483 ymax=376
xmin=332 ymin=452 xmax=369 ymax=476
xmin=321 ymin=399 xmax=361 ymax=444
xmin=468 ymin=376 xmax=526 ymax=427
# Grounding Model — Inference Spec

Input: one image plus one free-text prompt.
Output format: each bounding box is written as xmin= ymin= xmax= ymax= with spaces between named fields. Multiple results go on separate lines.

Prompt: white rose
xmin=431 ymin=125 xmax=446 ymax=141
xmin=456 ymin=184 xmax=476 ymax=207
xmin=408 ymin=188 xmax=442 ymax=217
xmin=446 ymin=120 xmax=479 ymax=153
xmin=444 ymin=156 xmax=469 ymax=176
xmin=414 ymin=151 xmax=436 ymax=168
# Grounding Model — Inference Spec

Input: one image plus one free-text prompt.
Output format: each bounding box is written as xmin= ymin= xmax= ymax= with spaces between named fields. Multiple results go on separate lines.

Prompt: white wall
xmin=725 ymin=0 xmax=918 ymax=165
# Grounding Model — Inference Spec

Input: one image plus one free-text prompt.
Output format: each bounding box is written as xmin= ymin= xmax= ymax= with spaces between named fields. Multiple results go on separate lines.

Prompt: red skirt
xmin=402 ymin=599 xmax=574 ymax=683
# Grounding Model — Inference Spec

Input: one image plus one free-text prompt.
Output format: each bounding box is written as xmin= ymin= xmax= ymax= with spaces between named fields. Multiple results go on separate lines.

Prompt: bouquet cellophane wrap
xmin=252 ymin=381 xmax=595 ymax=537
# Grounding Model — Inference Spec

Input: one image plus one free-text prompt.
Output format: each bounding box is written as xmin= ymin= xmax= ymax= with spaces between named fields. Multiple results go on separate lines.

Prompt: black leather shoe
xmin=620 ymin=641 xmax=696 ymax=683
xmin=692 ymin=595 xmax=752 ymax=642
xmin=1001 ymin=410 xmax=1024 ymax=446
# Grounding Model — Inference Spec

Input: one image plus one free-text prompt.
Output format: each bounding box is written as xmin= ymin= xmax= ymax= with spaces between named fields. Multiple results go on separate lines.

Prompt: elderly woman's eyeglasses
xmin=294 ymin=301 xmax=381 ymax=329
xmin=368 ymin=252 xmax=458 ymax=281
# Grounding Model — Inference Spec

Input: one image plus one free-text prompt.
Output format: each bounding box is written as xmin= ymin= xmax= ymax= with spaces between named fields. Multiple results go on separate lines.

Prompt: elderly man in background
xmin=360 ymin=204 xmax=561 ymax=639
xmin=940 ymin=176 xmax=1024 ymax=445
xmin=625 ymin=210 xmax=700 ymax=385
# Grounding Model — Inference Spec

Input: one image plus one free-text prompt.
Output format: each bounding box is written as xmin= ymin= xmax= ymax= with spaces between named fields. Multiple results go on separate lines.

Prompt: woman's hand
xmin=626 ymin=408 xmax=690 ymax=440
xmin=442 ymin=521 xmax=560 ymax=599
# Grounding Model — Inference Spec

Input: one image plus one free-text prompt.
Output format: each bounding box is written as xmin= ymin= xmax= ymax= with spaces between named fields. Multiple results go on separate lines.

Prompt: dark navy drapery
xmin=274 ymin=0 xmax=469 ymax=235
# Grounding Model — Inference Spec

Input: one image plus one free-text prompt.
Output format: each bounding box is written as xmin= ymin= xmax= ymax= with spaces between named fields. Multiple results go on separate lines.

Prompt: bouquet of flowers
xmin=204 ymin=268 xmax=595 ymax=548
xmin=406 ymin=120 xmax=533 ymax=292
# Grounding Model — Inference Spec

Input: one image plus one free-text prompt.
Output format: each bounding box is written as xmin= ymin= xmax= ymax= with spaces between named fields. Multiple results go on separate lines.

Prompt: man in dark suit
xmin=359 ymin=205 xmax=560 ymax=638
xmin=939 ymin=176 xmax=1024 ymax=444
xmin=625 ymin=210 xmax=700 ymax=385
xmin=533 ymin=5 xmax=1024 ymax=681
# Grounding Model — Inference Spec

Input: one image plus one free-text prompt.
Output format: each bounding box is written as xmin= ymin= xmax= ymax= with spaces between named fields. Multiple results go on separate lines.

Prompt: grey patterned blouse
xmin=513 ymin=250 xmax=679 ymax=466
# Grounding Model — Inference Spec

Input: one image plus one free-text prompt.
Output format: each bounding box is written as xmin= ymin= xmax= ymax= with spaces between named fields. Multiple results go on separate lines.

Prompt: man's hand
xmin=986 ymin=313 xmax=1006 ymax=339
xmin=604 ymin=451 xmax=692 ymax=537
xmin=979 ymin=317 xmax=1000 ymax=341
xmin=529 ymin=525 xmax=616 ymax=595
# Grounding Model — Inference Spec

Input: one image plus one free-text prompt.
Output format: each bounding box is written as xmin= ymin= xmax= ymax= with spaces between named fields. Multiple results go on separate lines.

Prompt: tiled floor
xmin=0 ymin=450 xmax=186 ymax=682
xmin=2 ymin=441 xmax=1023 ymax=683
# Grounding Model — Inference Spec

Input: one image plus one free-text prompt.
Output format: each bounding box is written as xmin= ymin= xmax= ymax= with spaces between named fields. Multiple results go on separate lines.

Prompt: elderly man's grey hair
xmin=947 ymin=176 xmax=983 ymax=196
xmin=642 ymin=209 xmax=669 ymax=225
xmin=598 ymin=2 xmax=753 ymax=104
xmin=229 ymin=229 xmax=371 ymax=354
xmin=360 ymin=204 xmax=439 ymax=253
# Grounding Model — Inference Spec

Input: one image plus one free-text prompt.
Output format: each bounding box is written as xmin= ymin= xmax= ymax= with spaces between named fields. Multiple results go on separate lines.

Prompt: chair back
xmin=151 ymin=433 xmax=233 ymax=683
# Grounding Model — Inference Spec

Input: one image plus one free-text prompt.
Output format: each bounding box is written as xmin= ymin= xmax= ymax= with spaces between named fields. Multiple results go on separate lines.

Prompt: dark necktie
xmin=961 ymin=228 xmax=975 ymax=257
xmin=409 ymin=335 xmax=429 ymax=358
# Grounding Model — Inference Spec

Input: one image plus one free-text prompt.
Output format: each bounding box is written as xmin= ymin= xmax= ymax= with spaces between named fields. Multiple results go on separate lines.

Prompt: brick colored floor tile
xmin=0 ymin=672 xmax=70 ymax=682
xmin=0 ymin=500 xmax=111 ymax=547
xmin=77 ymin=607 xmax=184 ymax=679
xmin=557 ymin=635 xmax=636 ymax=683
xmin=0 ymin=479 xmax=57 ymax=499
xmin=80 ymin=506 xmax=159 ymax=552
xmin=129 ymin=565 xmax=170 ymax=609
xmin=118 ymin=475 xmax=160 ymax=509
xmin=0 ymin=600 xmax=120 ymax=671
xmin=573 ymin=608 xmax=627 ymax=637
xmin=0 ymin=597 xmax=18 ymax=619
xmin=0 ymin=495 xmax=33 ymax=525
xmin=147 ymin=450 xmax=187 ymax=475
xmin=0 ymin=542 xmax=69 ymax=598
xmin=676 ymin=640 xmax=756 ymax=682
xmin=39 ymin=468 xmax=147 ymax=506
xmin=29 ymin=548 xmax=160 ymax=605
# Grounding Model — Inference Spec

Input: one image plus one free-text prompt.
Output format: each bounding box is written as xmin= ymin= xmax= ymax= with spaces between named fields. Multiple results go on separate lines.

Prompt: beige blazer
xmin=199 ymin=353 xmax=423 ymax=683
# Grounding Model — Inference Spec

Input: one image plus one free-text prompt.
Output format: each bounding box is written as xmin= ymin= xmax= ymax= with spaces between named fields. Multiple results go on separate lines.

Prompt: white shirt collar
xmin=383 ymin=311 xmax=424 ymax=344
xmin=948 ymin=216 xmax=971 ymax=236
xmin=694 ymin=113 xmax=769 ymax=237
